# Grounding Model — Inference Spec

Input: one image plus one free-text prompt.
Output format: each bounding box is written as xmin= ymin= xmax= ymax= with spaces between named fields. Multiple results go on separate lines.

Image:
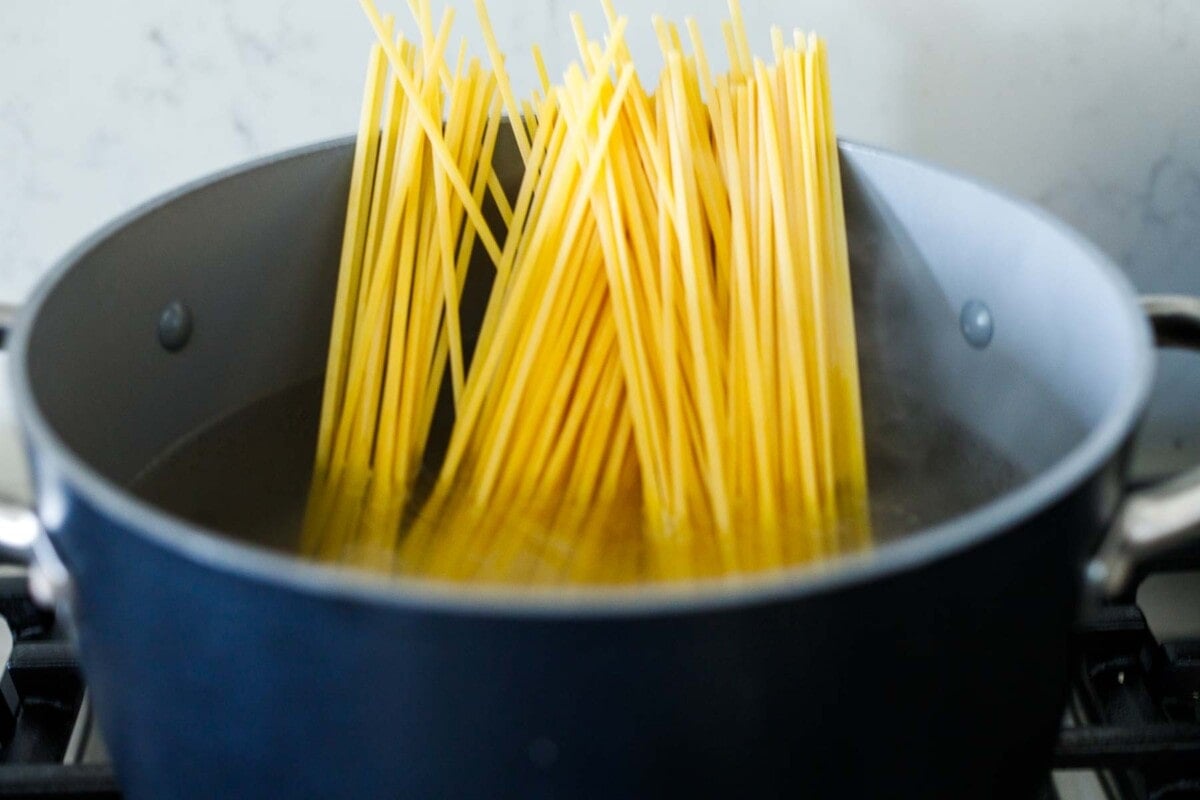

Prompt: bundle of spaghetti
xmin=305 ymin=0 xmax=871 ymax=584
xmin=399 ymin=26 xmax=647 ymax=584
xmin=300 ymin=0 xmax=520 ymax=565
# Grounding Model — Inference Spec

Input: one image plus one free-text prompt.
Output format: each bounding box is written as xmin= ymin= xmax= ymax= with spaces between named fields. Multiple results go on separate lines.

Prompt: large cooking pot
xmin=0 ymin=134 xmax=1197 ymax=799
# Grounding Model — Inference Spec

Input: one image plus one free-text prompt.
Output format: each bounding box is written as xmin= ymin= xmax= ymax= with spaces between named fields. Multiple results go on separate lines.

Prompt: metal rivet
xmin=157 ymin=301 xmax=193 ymax=352
xmin=960 ymin=299 xmax=993 ymax=349
xmin=527 ymin=737 xmax=558 ymax=769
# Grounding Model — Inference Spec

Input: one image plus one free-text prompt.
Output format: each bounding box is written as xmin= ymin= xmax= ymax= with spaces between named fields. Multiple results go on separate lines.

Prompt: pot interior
xmin=18 ymin=132 xmax=1145 ymax=573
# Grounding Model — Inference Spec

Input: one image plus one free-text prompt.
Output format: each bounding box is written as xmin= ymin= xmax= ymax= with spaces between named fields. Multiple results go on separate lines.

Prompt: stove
xmin=0 ymin=567 xmax=116 ymax=799
xmin=0 ymin=562 xmax=1195 ymax=799
xmin=1054 ymin=563 xmax=1200 ymax=800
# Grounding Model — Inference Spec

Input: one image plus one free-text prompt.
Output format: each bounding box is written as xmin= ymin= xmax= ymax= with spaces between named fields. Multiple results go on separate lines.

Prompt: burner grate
xmin=0 ymin=571 xmax=119 ymax=800
xmin=1057 ymin=603 xmax=1200 ymax=799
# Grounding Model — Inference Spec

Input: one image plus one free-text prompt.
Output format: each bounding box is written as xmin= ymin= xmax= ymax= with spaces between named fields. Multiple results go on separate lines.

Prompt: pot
xmin=0 ymin=134 xmax=1196 ymax=798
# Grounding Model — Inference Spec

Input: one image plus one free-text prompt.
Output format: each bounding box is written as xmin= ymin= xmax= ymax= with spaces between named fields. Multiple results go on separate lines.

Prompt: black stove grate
xmin=0 ymin=572 xmax=118 ymax=800
xmin=1054 ymin=602 xmax=1200 ymax=799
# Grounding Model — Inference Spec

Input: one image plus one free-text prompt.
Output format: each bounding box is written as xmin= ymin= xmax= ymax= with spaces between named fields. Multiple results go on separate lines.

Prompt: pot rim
xmin=6 ymin=136 xmax=1156 ymax=618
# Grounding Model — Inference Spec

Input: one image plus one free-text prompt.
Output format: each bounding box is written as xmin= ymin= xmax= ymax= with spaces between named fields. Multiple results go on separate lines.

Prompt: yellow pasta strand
xmin=306 ymin=0 xmax=870 ymax=585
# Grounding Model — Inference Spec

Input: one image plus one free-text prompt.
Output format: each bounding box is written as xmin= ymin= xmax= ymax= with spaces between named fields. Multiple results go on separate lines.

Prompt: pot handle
xmin=1090 ymin=294 xmax=1200 ymax=597
xmin=0 ymin=303 xmax=69 ymax=606
xmin=0 ymin=303 xmax=14 ymax=349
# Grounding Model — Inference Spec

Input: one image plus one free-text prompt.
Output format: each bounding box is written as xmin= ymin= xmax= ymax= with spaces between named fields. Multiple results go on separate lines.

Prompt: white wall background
xmin=1 ymin=0 xmax=1199 ymax=468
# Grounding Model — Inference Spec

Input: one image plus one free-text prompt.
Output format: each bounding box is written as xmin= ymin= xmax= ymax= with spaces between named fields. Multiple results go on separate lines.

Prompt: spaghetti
xmin=302 ymin=0 xmax=870 ymax=585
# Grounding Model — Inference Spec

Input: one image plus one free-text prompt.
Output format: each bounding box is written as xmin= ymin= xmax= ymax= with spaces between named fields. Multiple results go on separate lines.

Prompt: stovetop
xmin=0 ymin=567 xmax=116 ymax=799
xmin=0 ymin=562 xmax=1195 ymax=799
xmin=1054 ymin=568 xmax=1200 ymax=800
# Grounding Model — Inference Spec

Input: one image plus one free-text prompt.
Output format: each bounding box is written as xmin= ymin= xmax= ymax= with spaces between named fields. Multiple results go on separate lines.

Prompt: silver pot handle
xmin=0 ymin=302 xmax=70 ymax=606
xmin=0 ymin=303 xmax=16 ymax=350
xmin=1090 ymin=294 xmax=1200 ymax=597
xmin=0 ymin=300 xmax=35 ymax=562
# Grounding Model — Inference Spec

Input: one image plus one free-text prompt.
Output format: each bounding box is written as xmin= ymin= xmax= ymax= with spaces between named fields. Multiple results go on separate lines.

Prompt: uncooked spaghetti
xmin=301 ymin=0 xmax=870 ymax=585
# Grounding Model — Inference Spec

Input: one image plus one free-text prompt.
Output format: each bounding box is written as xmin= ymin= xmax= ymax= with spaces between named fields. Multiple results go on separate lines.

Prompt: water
xmin=129 ymin=381 xmax=321 ymax=555
xmin=128 ymin=377 xmax=1028 ymax=566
